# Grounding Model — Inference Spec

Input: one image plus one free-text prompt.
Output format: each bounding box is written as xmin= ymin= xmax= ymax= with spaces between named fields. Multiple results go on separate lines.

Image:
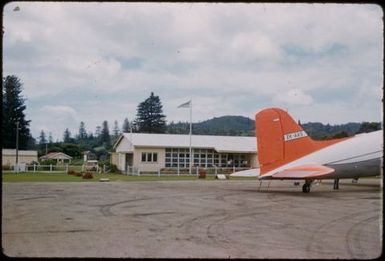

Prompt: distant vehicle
xmin=231 ymin=107 xmax=382 ymax=193
xmin=85 ymin=160 xmax=99 ymax=171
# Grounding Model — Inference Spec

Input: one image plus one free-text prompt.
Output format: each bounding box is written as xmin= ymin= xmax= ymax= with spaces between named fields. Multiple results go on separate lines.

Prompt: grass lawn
xmin=1 ymin=171 xmax=256 ymax=182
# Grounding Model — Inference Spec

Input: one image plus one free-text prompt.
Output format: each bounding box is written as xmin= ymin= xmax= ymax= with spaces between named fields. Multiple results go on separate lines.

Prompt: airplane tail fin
xmin=255 ymin=108 xmax=346 ymax=175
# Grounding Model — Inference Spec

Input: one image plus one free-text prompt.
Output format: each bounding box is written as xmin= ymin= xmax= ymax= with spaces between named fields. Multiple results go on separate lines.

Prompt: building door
xmin=125 ymin=153 xmax=133 ymax=167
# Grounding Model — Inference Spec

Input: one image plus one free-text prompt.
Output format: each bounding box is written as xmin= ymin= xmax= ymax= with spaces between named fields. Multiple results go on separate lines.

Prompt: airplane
xmin=231 ymin=107 xmax=383 ymax=193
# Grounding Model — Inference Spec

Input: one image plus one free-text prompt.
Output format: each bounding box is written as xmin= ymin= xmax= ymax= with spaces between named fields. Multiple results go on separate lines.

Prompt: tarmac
xmin=2 ymin=178 xmax=383 ymax=258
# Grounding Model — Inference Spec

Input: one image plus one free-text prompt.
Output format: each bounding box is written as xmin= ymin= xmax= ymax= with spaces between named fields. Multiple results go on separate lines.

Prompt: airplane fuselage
xmin=260 ymin=130 xmax=383 ymax=180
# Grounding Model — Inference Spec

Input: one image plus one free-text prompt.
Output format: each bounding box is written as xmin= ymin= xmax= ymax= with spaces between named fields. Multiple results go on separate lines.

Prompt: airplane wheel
xmin=302 ymin=183 xmax=311 ymax=193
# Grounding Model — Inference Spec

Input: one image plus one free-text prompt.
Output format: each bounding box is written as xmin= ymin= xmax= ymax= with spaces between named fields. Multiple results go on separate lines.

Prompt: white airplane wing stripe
xmin=271 ymin=164 xmax=335 ymax=179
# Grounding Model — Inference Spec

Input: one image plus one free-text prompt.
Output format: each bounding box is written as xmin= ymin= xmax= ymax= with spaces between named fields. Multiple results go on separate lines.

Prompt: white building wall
xmin=118 ymin=153 xmax=126 ymax=171
xmin=249 ymin=153 xmax=259 ymax=168
xmin=134 ymin=147 xmax=165 ymax=172
xmin=2 ymin=149 xmax=38 ymax=166
xmin=115 ymin=136 xmax=133 ymax=153
xmin=113 ymin=133 xmax=259 ymax=172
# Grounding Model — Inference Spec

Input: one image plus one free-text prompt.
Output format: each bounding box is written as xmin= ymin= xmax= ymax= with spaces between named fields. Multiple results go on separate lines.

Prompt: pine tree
xmin=134 ymin=92 xmax=166 ymax=133
xmin=63 ymin=128 xmax=72 ymax=143
xmin=100 ymin=120 xmax=111 ymax=148
xmin=2 ymin=75 xmax=32 ymax=149
xmin=111 ymin=120 xmax=120 ymax=144
xmin=78 ymin=121 xmax=87 ymax=140
xmin=122 ymin=118 xmax=130 ymax=133
xmin=113 ymin=120 xmax=120 ymax=137
xmin=95 ymin=126 xmax=101 ymax=137
xmin=48 ymin=132 xmax=53 ymax=144
xmin=39 ymin=130 xmax=47 ymax=145
xmin=38 ymin=130 xmax=48 ymax=156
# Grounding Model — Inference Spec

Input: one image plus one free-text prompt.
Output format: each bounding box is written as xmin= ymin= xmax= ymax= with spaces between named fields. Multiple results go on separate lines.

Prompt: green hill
xmin=167 ymin=115 xmax=255 ymax=136
xmin=300 ymin=122 xmax=362 ymax=140
xmin=166 ymin=116 xmax=380 ymax=140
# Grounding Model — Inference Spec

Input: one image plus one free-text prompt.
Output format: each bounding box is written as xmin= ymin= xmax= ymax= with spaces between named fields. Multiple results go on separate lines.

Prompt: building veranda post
xmin=111 ymin=133 xmax=258 ymax=174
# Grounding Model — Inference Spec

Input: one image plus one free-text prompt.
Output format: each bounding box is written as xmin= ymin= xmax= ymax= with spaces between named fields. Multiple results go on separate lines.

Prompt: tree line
xmin=3 ymin=75 xmax=168 ymax=158
xmin=3 ymin=75 xmax=382 ymax=160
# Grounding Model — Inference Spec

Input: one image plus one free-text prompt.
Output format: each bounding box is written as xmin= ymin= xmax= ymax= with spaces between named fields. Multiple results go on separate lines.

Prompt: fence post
xmin=233 ymin=166 xmax=235 ymax=173
xmin=49 ymin=164 xmax=52 ymax=172
xmin=177 ymin=165 xmax=180 ymax=176
xmin=65 ymin=164 xmax=68 ymax=172
xmin=34 ymin=164 xmax=36 ymax=173
xmin=196 ymin=166 xmax=199 ymax=176
xmin=158 ymin=168 xmax=160 ymax=177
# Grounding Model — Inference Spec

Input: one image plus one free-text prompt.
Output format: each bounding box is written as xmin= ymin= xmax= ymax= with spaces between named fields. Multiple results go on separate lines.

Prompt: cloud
xmin=32 ymin=106 xmax=79 ymax=140
xmin=40 ymin=105 xmax=77 ymax=116
xmin=273 ymin=89 xmax=313 ymax=106
xmin=2 ymin=2 xmax=382 ymax=141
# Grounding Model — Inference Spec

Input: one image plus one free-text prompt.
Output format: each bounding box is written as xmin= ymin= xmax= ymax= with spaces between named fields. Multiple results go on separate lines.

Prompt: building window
xmin=141 ymin=152 xmax=158 ymax=163
xmin=163 ymin=148 xmax=250 ymax=169
xmin=165 ymin=147 xmax=193 ymax=169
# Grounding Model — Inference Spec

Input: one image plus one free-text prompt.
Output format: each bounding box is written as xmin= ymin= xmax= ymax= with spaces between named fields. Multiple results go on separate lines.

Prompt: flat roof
xmin=2 ymin=149 xmax=38 ymax=156
xmin=116 ymin=133 xmax=257 ymax=153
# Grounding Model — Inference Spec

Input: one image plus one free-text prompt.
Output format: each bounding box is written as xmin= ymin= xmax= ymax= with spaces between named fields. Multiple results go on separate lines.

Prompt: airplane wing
xmin=230 ymin=168 xmax=260 ymax=177
xmin=268 ymin=164 xmax=335 ymax=180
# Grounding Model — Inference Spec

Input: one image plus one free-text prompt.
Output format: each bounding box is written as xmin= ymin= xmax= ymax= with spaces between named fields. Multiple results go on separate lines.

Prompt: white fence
xmin=9 ymin=164 xmax=110 ymax=173
xmin=125 ymin=165 xmax=250 ymax=177
xmin=8 ymin=164 xmax=249 ymax=177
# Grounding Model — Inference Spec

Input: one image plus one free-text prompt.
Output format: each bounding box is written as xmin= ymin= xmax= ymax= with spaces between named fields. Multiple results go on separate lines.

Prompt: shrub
xmin=30 ymin=161 xmax=39 ymax=166
xmin=67 ymin=170 xmax=76 ymax=175
xmin=39 ymin=159 xmax=57 ymax=166
xmin=109 ymin=164 xmax=119 ymax=173
xmin=82 ymin=172 xmax=93 ymax=179
xmin=85 ymin=166 xmax=97 ymax=171
xmin=2 ymin=165 xmax=12 ymax=171
xmin=198 ymin=168 xmax=206 ymax=179
xmin=75 ymin=172 xmax=82 ymax=177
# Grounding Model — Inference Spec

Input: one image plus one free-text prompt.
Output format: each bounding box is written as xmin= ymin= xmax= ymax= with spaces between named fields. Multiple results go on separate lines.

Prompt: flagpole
xmin=178 ymin=100 xmax=193 ymax=175
xmin=189 ymin=100 xmax=192 ymax=175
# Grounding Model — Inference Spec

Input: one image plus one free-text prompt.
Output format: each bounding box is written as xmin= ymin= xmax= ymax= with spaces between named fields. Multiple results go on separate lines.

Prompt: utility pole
xmin=189 ymin=100 xmax=192 ymax=175
xmin=15 ymin=121 xmax=19 ymax=173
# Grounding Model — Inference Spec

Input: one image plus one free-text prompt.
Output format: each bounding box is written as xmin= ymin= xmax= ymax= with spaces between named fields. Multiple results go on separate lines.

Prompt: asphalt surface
xmin=2 ymin=178 xmax=382 ymax=258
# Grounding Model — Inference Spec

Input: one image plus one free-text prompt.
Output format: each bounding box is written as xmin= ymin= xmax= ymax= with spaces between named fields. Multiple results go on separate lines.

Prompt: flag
xmin=177 ymin=100 xmax=191 ymax=108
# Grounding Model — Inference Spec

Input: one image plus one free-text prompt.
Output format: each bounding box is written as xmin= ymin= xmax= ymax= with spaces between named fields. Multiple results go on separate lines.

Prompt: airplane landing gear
xmin=333 ymin=179 xmax=340 ymax=190
xmin=302 ymin=180 xmax=312 ymax=193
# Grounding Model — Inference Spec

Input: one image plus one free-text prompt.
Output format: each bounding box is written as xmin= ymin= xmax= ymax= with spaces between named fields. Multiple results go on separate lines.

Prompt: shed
xmin=2 ymin=149 xmax=38 ymax=167
xmin=39 ymin=152 xmax=73 ymax=164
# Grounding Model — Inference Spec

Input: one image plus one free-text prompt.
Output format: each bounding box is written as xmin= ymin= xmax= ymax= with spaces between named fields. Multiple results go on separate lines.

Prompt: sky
xmin=3 ymin=2 xmax=383 ymax=141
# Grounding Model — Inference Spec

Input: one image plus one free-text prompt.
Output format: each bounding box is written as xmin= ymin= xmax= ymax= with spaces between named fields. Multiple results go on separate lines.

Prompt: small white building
xmin=2 ymin=149 xmax=38 ymax=167
xmin=111 ymin=133 xmax=258 ymax=172
xmin=39 ymin=152 xmax=73 ymax=164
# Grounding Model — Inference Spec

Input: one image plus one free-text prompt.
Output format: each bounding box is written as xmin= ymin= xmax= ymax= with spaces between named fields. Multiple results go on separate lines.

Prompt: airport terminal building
xmin=111 ymin=133 xmax=258 ymax=172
